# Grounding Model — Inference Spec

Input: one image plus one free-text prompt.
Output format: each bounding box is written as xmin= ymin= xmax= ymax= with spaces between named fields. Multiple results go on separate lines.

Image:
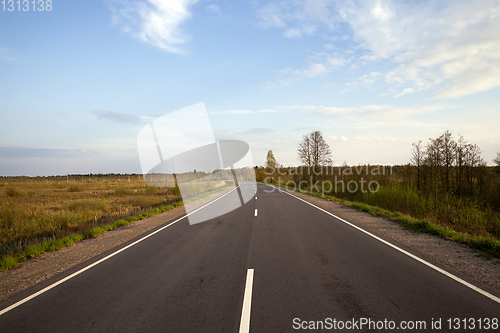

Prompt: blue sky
xmin=1 ymin=0 xmax=499 ymax=176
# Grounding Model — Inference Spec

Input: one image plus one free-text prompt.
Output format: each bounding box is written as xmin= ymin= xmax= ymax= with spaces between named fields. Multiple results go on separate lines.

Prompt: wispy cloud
xmin=341 ymin=71 xmax=381 ymax=93
xmin=277 ymin=103 xmax=455 ymax=120
xmin=329 ymin=135 xmax=397 ymax=143
xmin=209 ymin=109 xmax=279 ymax=115
xmin=261 ymin=53 xmax=349 ymax=88
xmin=0 ymin=47 xmax=15 ymax=61
xmin=206 ymin=4 xmax=220 ymax=14
xmin=256 ymin=0 xmax=336 ymax=32
xmin=0 ymin=147 xmax=96 ymax=159
xmin=394 ymin=88 xmax=414 ymax=98
xmin=108 ymin=0 xmax=199 ymax=54
xmin=238 ymin=127 xmax=275 ymax=135
xmin=92 ymin=110 xmax=150 ymax=123
xmin=256 ymin=0 xmax=500 ymax=98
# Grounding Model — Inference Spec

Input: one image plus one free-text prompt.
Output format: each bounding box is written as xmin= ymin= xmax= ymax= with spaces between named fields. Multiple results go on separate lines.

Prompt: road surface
xmin=0 ymin=183 xmax=499 ymax=332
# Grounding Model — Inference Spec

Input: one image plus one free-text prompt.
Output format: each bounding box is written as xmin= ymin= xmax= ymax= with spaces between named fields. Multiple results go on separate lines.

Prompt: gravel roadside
xmin=1 ymin=186 xmax=499 ymax=303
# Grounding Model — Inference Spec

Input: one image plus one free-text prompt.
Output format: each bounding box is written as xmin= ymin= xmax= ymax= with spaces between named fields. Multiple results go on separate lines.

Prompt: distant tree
xmin=465 ymin=143 xmax=484 ymax=195
xmin=494 ymin=152 xmax=500 ymax=174
xmin=426 ymin=135 xmax=444 ymax=211
xmin=439 ymin=130 xmax=456 ymax=192
xmin=410 ymin=140 xmax=426 ymax=190
xmin=297 ymin=131 xmax=332 ymax=182
xmin=455 ymin=135 xmax=468 ymax=195
xmin=265 ymin=150 xmax=277 ymax=183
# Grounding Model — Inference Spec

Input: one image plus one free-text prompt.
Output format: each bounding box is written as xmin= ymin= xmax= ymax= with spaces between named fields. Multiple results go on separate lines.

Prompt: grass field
xmin=0 ymin=175 xmax=184 ymax=267
xmin=360 ymin=185 xmax=500 ymax=239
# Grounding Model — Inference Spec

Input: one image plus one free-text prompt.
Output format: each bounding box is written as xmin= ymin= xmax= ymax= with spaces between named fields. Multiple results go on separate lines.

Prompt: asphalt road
xmin=0 ymin=183 xmax=499 ymax=332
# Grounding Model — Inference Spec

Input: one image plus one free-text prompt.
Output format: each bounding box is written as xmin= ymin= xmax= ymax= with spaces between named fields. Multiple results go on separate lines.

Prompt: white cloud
xmin=256 ymin=0 xmax=500 ymax=98
xmin=0 ymin=47 xmax=15 ymax=60
xmin=92 ymin=110 xmax=151 ymax=123
xmin=330 ymin=136 xmax=397 ymax=143
xmin=206 ymin=4 xmax=221 ymax=14
xmin=277 ymin=104 xmax=455 ymax=121
xmin=256 ymin=2 xmax=288 ymax=28
xmin=341 ymin=71 xmax=381 ymax=93
xmin=0 ymin=147 xmax=98 ymax=159
xmin=257 ymin=0 xmax=337 ymax=30
xmin=109 ymin=0 xmax=199 ymax=54
xmin=394 ymin=88 xmax=414 ymax=98
xmin=262 ymin=53 xmax=349 ymax=88
xmin=283 ymin=24 xmax=316 ymax=38
xmin=283 ymin=27 xmax=302 ymax=38
xmin=209 ymin=109 xmax=279 ymax=115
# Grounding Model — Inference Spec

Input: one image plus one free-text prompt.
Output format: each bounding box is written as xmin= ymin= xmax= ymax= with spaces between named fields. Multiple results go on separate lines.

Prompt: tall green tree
xmin=265 ymin=150 xmax=277 ymax=183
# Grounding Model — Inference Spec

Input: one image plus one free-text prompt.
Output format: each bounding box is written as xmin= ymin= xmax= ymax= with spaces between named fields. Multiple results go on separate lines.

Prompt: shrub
xmin=67 ymin=199 xmax=107 ymax=212
xmin=67 ymin=185 xmax=82 ymax=192
xmin=114 ymin=187 xmax=132 ymax=196
xmin=6 ymin=187 xmax=21 ymax=197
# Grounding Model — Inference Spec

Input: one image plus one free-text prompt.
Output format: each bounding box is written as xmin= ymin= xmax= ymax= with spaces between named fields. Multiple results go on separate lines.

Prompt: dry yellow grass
xmin=0 ymin=175 xmax=181 ymax=258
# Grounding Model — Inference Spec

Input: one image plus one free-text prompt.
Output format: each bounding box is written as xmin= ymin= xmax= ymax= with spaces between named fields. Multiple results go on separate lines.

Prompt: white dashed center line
xmin=239 ymin=269 xmax=254 ymax=333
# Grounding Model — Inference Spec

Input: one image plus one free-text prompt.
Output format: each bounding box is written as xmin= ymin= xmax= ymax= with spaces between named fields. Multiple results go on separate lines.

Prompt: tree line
xmin=261 ymin=130 xmax=500 ymax=211
xmin=410 ymin=130 xmax=500 ymax=211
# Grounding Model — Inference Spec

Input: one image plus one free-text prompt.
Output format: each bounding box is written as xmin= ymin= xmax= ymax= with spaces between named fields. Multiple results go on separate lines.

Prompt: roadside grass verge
xmin=269 ymin=182 xmax=500 ymax=260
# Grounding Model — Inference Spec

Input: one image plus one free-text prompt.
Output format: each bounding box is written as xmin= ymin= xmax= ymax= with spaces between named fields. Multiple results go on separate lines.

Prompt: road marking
xmin=0 ymin=186 xmax=241 ymax=317
xmin=254 ymin=209 xmax=258 ymax=216
xmin=267 ymin=184 xmax=500 ymax=305
xmin=239 ymin=269 xmax=254 ymax=333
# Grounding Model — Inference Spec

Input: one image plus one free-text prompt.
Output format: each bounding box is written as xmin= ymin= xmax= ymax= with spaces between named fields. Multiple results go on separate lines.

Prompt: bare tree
xmin=494 ymin=151 xmax=500 ymax=174
xmin=455 ymin=135 xmax=468 ymax=194
xmin=426 ymin=136 xmax=443 ymax=211
xmin=410 ymin=140 xmax=426 ymax=190
xmin=297 ymin=131 xmax=332 ymax=182
xmin=465 ymin=143 xmax=484 ymax=195
xmin=439 ymin=130 xmax=456 ymax=192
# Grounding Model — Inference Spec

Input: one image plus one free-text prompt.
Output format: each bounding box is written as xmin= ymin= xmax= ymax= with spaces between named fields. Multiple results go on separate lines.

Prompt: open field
xmin=0 ymin=175 xmax=182 ymax=266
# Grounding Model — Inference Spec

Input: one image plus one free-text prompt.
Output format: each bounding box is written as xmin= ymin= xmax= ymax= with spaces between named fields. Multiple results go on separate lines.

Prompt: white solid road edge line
xmin=239 ymin=269 xmax=255 ymax=333
xmin=267 ymin=184 xmax=500 ymax=305
xmin=0 ymin=186 xmax=241 ymax=317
